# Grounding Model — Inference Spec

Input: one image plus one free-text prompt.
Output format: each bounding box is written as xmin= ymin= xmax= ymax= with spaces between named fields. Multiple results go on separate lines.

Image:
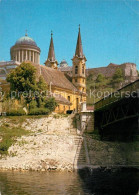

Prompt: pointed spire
xmin=75 ymin=24 xmax=84 ymax=58
xmin=48 ymin=31 xmax=55 ymax=61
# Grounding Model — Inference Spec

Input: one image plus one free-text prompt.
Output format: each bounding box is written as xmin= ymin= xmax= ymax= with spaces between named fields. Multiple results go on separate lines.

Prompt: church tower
xmin=72 ymin=25 xmax=87 ymax=94
xmin=44 ymin=31 xmax=58 ymax=69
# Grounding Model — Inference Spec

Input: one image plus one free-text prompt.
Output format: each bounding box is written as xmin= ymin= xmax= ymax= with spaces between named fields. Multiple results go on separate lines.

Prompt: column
xmin=34 ymin=52 xmax=36 ymax=63
xmin=15 ymin=52 xmax=17 ymax=61
xmin=26 ymin=50 xmax=27 ymax=61
xmin=29 ymin=51 xmax=31 ymax=62
xmin=18 ymin=50 xmax=20 ymax=62
xmin=33 ymin=51 xmax=34 ymax=63
xmin=22 ymin=50 xmax=24 ymax=62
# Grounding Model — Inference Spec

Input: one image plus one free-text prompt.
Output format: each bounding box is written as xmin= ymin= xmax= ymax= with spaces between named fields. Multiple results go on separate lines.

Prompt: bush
xmin=96 ymin=73 xmax=105 ymax=83
xmin=29 ymin=100 xmax=37 ymax=109
xmin=0 ymin=139 xmax=12 ymax=154
xmin=29 ymin=108 xmax=50 ymax=115
xmin=44 ymin=97 xmax=58 ymax=112
xmin=6 ymin=108 xmax=26 ymax=116
xmin=112 ymin=68 xmax=124 ymax=83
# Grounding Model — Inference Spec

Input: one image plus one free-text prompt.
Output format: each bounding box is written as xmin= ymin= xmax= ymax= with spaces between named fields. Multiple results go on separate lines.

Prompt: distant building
xmin=60 ymin=60 xmax=68 ymax=67
xmin=87 ymin=63 xmax=138 ymax=82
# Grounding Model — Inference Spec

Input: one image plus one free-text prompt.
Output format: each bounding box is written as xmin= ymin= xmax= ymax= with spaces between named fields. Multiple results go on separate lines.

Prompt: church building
xmin=0 ymin=26 xmax=87 ymax=114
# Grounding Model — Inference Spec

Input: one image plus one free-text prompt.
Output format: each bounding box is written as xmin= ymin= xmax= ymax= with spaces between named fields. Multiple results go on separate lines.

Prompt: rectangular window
xmin=68 ymin=96 xmax=70 ymax=102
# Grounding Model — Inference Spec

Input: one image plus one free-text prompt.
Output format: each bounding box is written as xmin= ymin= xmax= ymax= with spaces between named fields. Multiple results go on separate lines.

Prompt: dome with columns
xmin=10 ymin=33 xmax=41 ymax=65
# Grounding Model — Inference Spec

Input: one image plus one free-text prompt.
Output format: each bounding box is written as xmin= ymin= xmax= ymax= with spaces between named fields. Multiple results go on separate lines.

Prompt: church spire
xmin=44 ymin=31 xmax=58 ymax=69
xmin=48 ymin=31 xmax=55 ymax=61
xmin=75 ymin=24 xmax=84 ymax=58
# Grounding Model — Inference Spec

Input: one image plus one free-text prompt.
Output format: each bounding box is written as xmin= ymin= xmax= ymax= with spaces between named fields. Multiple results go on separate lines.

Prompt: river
xmin=0 ymin=167 xmax=138 ymax=195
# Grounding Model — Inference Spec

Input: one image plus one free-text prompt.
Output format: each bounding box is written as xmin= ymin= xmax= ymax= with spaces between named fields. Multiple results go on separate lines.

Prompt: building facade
xmin=0 ymin=27 xmax=87 ymax=114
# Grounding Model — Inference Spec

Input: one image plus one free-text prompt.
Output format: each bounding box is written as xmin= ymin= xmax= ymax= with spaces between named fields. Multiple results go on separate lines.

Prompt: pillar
xmin=15 ymin=52 xmax=17 ymax=61
xmin=22 ymin=50 xmax=24 ymax=62
xmin=29 ymin=51 xmax=31 ymax=62
xmin=26 ymin=50 xmax=27 ymax=61
xmin=34 ymin=52 xmax=36 ymax=63
xmin=33 ymin=51 xmax=34 ymax=63
xmin=18 ymin=50 xmax=20 ymax=62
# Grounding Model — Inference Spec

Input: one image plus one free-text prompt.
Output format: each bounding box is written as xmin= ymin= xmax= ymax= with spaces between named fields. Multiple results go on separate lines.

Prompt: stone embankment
xmin=0 ymin=114 xmax=138 ymax=172
xmin=0 ymin=115 xmax=82 ymax=171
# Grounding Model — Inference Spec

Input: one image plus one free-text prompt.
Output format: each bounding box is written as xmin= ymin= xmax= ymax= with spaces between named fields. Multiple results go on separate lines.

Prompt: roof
xmin=15 ymin=34 xmax=37 ymax=47
xmin=33 ymin=63 xmax=78 ymax=92
xmin=52 ymin=93 xmax=71 ymax=105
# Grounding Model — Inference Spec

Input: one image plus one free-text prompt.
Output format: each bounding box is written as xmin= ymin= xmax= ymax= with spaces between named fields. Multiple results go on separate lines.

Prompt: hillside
xmin=86 ymin=68 xmax=138 ymax=105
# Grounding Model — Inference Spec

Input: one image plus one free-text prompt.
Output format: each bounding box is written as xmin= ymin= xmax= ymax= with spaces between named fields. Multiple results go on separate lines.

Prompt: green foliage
xmin=112 ymin=68 xmax=124 ymax=83
xmin=29 ymin=100 xmax=37 ymax=110
xmin=37 ymin=75 xmax=47 ymax=92
xmin=0 ymin=126 xmax=29 ymax=155
xmin=96 ymin=73 xmax=105 ymax=83
xmin=44 ymin=97 xmax=58 ymax=112
xmin=29 ymin=108 xmax=50 ymax=115
xmin=7 ymin=62 xmax=37 ymax=93
xmin=87 ymin=73 xmax=94 ymax=81
xmin=6 ymin=108 xmax=26 ymax=116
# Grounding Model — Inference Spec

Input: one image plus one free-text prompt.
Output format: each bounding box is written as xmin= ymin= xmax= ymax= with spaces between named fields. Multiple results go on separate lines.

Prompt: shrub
xmin=0 ymin=139 xmax=12 ymax=154
xmin=29 ymin=108 xmax=50 ymax=115
xmin=96 ymin=73 xmax=105 ymax=83
xmin=44 ymin=97 xmax=58 ymax=112
xmin=29 ymin=100 xmax=37 ymax=110
xmin=6 ymin=108 xmax=26 ymax=116
xmin=112 ymin=68 xmax=124 ymax=83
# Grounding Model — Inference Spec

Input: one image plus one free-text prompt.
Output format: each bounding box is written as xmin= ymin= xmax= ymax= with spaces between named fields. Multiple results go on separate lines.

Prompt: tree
xmin=37 ymin=75 xmax=47 ymax=92
xmin=44 ymin=97 xmax=58 ymax=112
xmin=87 ymin=73 xmax=94 ymax=81
xmin=96 ymin=73 xmax=105 ymax=83
xmin=7 ymin=62 xmax=37 ymax=92
xmin=112 ymin=68 xmax=124 ymax=83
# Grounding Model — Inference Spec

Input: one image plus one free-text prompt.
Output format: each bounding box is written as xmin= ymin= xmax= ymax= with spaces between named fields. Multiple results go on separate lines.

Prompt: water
xmin=0 ymin=168 xmax=138 ymax=195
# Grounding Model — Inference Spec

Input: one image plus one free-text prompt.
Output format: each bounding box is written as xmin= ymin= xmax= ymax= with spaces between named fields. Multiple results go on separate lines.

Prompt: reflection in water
xmin=79 ymin=167 xmax=139 ymax=195
xmin=0 ymin=168 xmax=138 ymax=195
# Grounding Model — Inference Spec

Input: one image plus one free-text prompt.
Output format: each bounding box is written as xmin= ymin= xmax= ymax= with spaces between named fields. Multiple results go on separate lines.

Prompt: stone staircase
xmin=73 ymin=136 xmax=87 ymax=169
xmin=86 ymin=115 xmax=94 ymax=132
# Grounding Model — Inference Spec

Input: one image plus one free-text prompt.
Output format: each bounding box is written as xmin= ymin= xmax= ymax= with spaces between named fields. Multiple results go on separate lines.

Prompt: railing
xmin=95 ymin=79 xmax=139 ymax=111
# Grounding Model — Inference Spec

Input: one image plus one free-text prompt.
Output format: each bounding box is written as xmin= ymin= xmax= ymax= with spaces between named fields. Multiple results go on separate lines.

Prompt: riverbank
xmin=0 ymin=115 xmax=79 ymax=171
xmin=0 ymin=115 xmax=138 ymax=172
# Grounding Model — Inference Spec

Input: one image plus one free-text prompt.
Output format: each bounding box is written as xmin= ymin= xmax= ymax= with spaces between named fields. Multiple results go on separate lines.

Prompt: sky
xmin=0 ymin=0 xmax=139 ymax=69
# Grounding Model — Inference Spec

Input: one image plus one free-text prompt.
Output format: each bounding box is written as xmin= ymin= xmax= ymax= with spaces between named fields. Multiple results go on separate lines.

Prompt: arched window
xmin=82 ymin=65 xmax=85 ymax=74
xmin=75 ymin=66 xmax=78 ymax=74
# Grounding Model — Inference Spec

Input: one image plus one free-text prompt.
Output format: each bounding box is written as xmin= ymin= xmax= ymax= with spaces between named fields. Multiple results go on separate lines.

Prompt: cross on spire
xmin=25 ymin=30 xmax=28 ymax=36
xmin=51 ymin=30 xmax=53 ymax=37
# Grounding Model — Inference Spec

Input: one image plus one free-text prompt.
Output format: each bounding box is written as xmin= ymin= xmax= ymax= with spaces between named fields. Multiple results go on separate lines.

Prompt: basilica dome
xmin=10 ymin=33 xmax=41 ymax=64
xmin=15 ymin=34 xmax=37 ymax=47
